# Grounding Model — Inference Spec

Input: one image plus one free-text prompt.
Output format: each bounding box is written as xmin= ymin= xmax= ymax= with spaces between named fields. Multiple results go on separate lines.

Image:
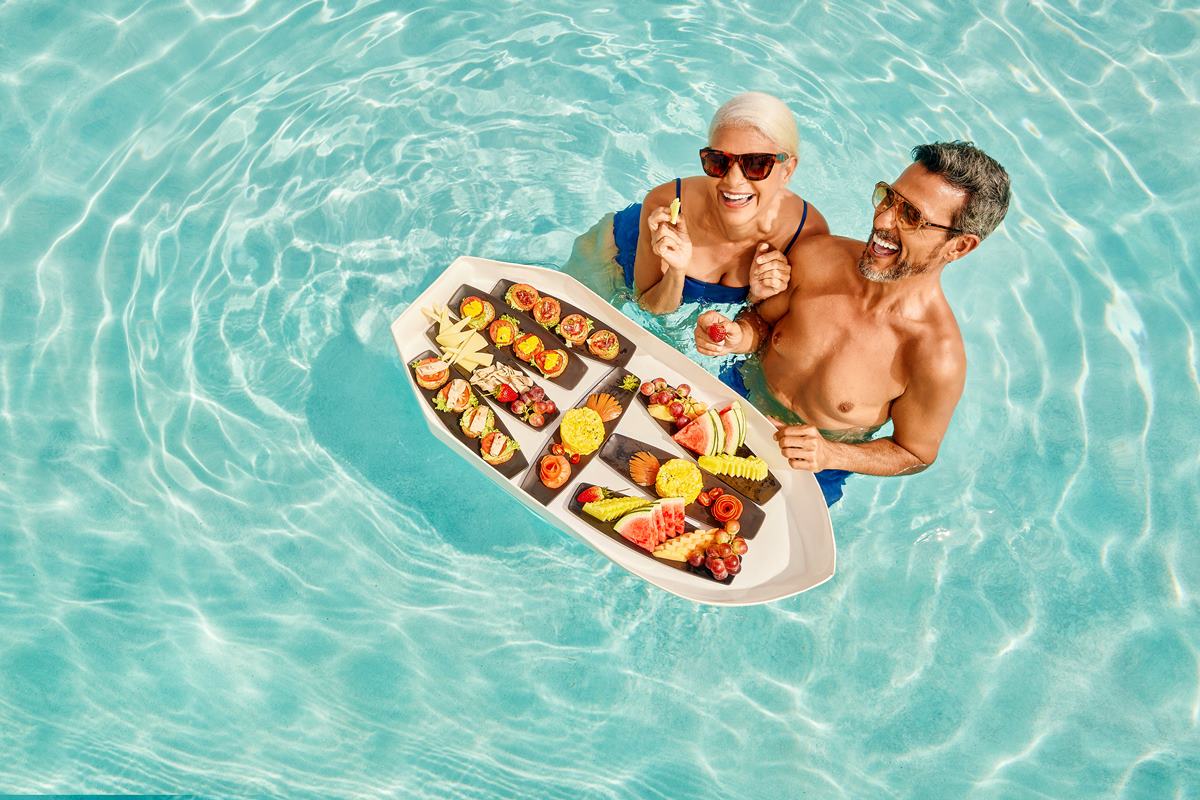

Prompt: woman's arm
xmin=633 ymin=184 xmax=691 ymax=314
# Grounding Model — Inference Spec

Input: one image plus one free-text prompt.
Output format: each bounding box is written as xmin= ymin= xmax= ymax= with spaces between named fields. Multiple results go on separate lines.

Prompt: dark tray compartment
xmin=423 ymin=323 xmax=560 ymax=431
xmin=565 ymin=482 xmax=735 ymax=585
xmin=518 ymin=366 xmax=639 ymax=506
xmin=634 ymin=381 xmax=782 ymax=504
xmin=597 ymin=433 xmax=765 ymax=540
xmin=491 ymin=278 xmax=636 ymax=369
xmin=408 ymin=349 xmax=529 ymax=479
xmin=445 ymin=284 xmax=587 ymax=390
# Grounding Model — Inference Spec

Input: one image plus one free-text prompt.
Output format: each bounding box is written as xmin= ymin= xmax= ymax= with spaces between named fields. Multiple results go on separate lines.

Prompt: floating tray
xmin=407 ymin=349 xmax=529 ymax=479
xmin=391 ymin=255 xmax=835 ymax=606
xmin=597 ymin=433 xmax=765 ymax=540
xmin=492 ymin=278 xmax=637 ymax=369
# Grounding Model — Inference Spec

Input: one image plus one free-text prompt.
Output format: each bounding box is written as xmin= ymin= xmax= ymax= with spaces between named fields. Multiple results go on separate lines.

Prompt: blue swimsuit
xmin=612 ymin=178 xmax=808 ymax=304
xmin=612 ymin=182 xmax=851 ymax=507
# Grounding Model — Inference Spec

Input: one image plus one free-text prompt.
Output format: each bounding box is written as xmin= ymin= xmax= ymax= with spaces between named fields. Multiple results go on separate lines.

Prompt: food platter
xmin=391 ymin=255 xmax=835 ymax=606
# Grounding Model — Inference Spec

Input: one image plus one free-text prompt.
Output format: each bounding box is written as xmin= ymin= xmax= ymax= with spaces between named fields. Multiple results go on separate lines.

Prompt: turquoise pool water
xmin=2 ymin=2 xmax=1197 ymax=797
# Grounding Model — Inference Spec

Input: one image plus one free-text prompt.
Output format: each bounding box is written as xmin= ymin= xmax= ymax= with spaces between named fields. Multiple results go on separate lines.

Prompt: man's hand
xmin=771 ymin=418 xmax=828 ymax=472
xmin=748 ymin=241 xmax=791 ymax=303
xmin=647 ymin=205 xmax=692 ymax=274
xmin=695 ymin=310 xmax=745 ymax=357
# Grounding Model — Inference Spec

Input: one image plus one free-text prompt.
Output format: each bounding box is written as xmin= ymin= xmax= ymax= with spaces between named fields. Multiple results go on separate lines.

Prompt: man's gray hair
xmin=912 ymin=142 xmax=1011 ymax=240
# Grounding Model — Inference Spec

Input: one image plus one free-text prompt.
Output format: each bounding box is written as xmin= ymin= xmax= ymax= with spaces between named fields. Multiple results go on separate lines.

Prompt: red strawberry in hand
xmin=576 ymin=485 xmax=604 ymax=504
xmin=708 ymin=323 xmax=727 ymax=343
xmin=496 ymin=384 xmax=518 ymax=403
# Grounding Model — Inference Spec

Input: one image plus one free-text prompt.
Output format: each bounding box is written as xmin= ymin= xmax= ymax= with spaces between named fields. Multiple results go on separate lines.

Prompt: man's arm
xmin=774 ymin=338 xmax=966 ymax=476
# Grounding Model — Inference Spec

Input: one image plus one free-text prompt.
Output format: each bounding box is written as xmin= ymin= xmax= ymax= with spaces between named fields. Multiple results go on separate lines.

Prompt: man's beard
xmin=857 ymin=230 xmax=932 ymax=282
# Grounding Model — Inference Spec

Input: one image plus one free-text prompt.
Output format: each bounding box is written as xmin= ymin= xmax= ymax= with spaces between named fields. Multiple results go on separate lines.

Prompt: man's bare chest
xmin=769 ymin=297 xmax=910 ymax=414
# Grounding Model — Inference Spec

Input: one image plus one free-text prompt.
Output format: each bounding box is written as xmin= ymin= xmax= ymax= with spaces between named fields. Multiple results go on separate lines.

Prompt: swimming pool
xmin=1 ymin=1 xmax=1196 ymax=797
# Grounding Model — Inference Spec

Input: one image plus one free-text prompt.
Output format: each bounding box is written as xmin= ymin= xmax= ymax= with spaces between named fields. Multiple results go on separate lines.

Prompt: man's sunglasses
xmin=699 ymin=148 xmax=789 ymax=181
xmin=872 ymin=182 xmax=964 ymax=234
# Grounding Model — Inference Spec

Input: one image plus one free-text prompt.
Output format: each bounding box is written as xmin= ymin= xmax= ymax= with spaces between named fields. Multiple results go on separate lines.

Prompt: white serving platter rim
xmin=390 ymin=256 xmax=836 ymax=606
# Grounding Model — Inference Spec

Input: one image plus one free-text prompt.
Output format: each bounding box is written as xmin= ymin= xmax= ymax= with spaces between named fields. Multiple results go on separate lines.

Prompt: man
xmin=695 ymin=141 xmax=1011 ymax=506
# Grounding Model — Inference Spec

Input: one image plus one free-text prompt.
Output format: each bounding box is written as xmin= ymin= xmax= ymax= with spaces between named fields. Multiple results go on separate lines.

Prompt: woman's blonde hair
xmin=708 ymin=92 xmax=799 ymax=158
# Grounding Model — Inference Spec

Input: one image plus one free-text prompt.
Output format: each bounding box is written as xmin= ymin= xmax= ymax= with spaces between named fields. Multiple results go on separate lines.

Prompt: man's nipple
xmin=838 ymin=401 xmax=854 ymax=414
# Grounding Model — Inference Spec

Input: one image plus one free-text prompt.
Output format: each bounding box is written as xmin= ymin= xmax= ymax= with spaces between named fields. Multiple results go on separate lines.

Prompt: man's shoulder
xmin=789 ymin=233 xmax=863 ymax=263
xmin=911 ymin=304 xmax=966 ymax=384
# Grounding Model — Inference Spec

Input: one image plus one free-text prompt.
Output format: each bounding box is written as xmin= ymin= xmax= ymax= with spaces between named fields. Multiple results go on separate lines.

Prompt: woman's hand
xmin=695 ymin=310 xmax=745 ymax=357
xmin=647 ymin=205 xmax=692 ymax=274
xmin=748 ymin=242 xmax=790 ymax=303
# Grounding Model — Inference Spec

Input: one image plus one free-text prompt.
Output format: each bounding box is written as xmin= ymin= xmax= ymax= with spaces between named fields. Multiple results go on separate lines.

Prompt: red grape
xmin=676 ymin=384 xmax=691 ymax=397
xmin=687 ymin=551 xmax=704 ymax=568
xmin=511 ymin=400 xmax=527 ymax=415
xmin=639 ymin=382 xmax=654 ymax=396
xmin=724 ymin=555 xmax=741 ymax=574
xmin=731 ymin=537 xmax=748 ymax=556
xmin=529 ymin=386 xmax=545 ymax=401
xmin=668 ymin=401 xmax=685 ymax=417
xmin=528 ymin=412 xmax=545 ymax=427
xmin=674 ymin=415 xmax=689 ymax=429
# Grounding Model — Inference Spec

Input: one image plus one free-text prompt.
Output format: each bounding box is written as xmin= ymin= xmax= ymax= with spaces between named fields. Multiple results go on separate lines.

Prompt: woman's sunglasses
xmin=699 ymin=148 xmax=789 ymax=181
xmin=872 ymin=182 xmax=964 ymax=234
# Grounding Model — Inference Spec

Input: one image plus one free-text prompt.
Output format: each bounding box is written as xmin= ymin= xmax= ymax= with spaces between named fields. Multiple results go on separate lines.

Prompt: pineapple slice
xmin=654 ymin=529 xmax=717 ymax=562
xmin=698 ymin=454 xmax=768 ymax=481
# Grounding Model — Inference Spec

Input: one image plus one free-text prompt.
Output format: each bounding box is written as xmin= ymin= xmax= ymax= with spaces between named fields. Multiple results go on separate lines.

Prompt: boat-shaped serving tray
xmin=390 ymin=256 xmax=834 ymax=606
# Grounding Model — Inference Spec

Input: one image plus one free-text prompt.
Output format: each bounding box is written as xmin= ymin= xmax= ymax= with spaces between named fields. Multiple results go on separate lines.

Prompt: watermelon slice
xmin=674 ymin=411 xmax=720 ymax=457
xmin=704 ymin=409 xmax=725 ymax=456
xmin=649 ymin=501 xmax=665 ymax=545
xmin=718 ymin=401 xmax=746 ymax=455
xmin=614 ymin=509 xmax=657 ymax=552
xmin=663 ymin=497 xmax=685 ymax=537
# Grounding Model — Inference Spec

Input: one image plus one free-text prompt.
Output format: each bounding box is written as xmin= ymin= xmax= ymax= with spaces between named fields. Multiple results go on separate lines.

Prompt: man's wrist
xmin=734 ymin=308 xmax=769 ymax=354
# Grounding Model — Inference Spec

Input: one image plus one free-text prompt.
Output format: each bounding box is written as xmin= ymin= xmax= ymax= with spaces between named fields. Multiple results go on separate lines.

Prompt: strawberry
xmin=496 ymin=384 xmax=518 ymax=403
xmin=708 ymin=323 xmax=727 ymax=343
xmin=576 ymin=485 xmax=604 ymax=504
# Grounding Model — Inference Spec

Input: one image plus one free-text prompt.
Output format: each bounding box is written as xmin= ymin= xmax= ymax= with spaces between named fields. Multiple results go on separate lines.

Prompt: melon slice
xmin=673 ymin=412 xmax=718 ymax=457
xmin=718 ymin=401 xmax=747 ymax=455
xmin=614 ymin=509 xmax=657 ymax=552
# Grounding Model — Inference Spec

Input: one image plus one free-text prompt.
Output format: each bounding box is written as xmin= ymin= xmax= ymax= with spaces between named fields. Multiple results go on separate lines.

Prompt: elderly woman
xmin=612 ymin=91 xmax=828 ymax=314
